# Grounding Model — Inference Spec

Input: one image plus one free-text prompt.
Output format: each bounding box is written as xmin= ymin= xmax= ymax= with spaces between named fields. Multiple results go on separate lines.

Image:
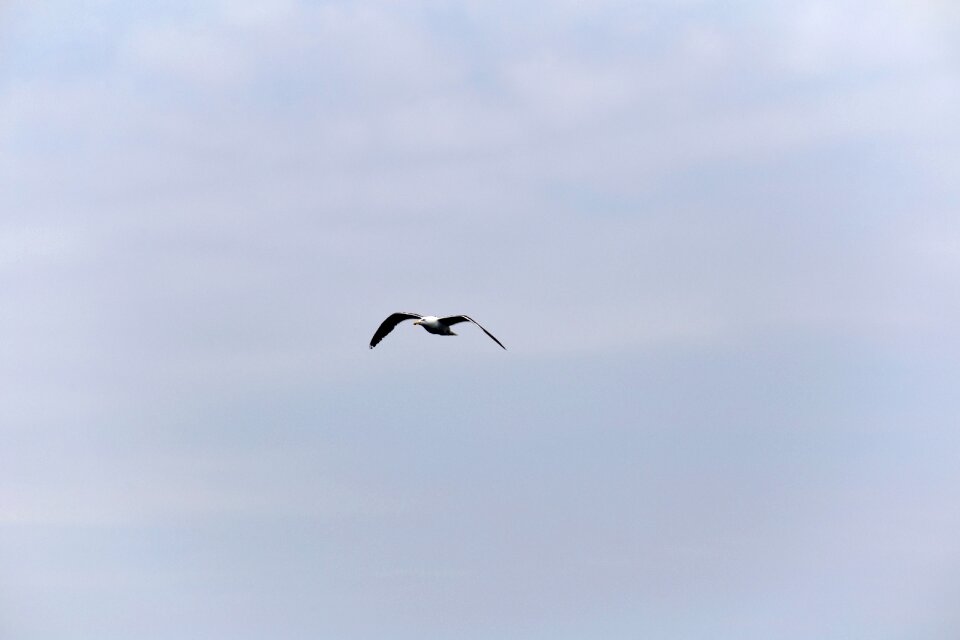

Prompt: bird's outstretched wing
xmin=438 ymin=315 xmax=507 ymax=350
xmin=369 ymin=312 xmax=423 ymax=348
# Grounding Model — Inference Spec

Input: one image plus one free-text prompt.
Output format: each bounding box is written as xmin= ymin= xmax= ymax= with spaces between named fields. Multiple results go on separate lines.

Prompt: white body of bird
xmin=412 ymin=316 xmax=456 ymax=335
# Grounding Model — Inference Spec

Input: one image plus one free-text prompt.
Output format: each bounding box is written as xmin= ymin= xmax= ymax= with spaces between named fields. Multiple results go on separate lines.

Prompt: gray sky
xmin=2 ymin=1 xmax=960 ymax=638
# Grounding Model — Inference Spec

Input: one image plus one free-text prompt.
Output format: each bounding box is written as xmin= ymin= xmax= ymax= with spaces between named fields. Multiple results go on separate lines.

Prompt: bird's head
xmin=413 ymin=319 xmax=422 ymax=326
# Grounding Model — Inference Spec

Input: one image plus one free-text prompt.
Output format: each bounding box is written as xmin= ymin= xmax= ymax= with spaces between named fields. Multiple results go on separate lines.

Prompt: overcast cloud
xmin=2 ymin=1 xmax=960 ymax=638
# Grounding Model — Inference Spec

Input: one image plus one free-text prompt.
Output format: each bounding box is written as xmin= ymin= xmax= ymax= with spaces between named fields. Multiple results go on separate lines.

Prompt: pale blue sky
xmin=2 ymin=1 xmax=959 ymax=638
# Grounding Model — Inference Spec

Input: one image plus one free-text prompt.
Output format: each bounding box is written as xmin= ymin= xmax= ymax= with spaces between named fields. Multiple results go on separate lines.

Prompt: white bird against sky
xmin=369 ymin=312 xmax=507 ymax=350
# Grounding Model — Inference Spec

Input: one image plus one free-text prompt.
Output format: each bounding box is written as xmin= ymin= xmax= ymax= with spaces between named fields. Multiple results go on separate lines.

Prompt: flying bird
xmin=369 ymin=312 xmax=506 ymax=350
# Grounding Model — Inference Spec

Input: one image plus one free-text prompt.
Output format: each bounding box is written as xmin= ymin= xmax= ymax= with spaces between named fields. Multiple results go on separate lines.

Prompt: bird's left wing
xmin=369 ymin=312 xmax=423 ymax=348
xmin=438 ymin=315 xmax=507 ymax=350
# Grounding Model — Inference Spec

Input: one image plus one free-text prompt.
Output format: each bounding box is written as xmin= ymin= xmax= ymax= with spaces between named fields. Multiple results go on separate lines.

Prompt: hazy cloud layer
xmin=2 ymin=1 xmax=959 ymax=638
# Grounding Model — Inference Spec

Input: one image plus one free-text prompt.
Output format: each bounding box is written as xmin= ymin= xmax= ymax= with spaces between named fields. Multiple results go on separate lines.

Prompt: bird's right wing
xmin=438 ymin=315 xmax=507 ymax=350
xmin=369 ymin=312 xmax=423 ymax=348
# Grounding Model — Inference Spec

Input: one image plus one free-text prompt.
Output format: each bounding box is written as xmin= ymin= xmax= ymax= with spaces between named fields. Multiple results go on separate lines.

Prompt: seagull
xmin=369 ymin=312 xmax=506 ymax=350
